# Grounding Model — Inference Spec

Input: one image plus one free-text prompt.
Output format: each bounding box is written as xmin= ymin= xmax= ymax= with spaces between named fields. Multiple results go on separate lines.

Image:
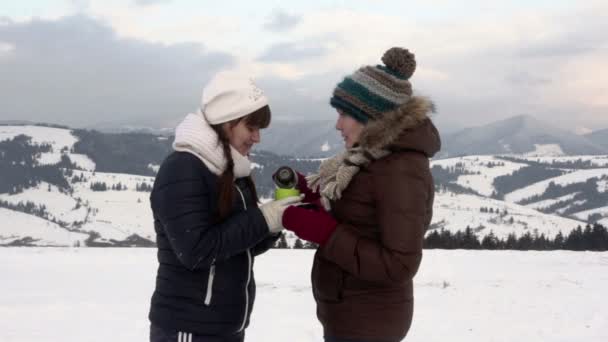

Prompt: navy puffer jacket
xmin=148 ymin=151 xmax=277 ymax=336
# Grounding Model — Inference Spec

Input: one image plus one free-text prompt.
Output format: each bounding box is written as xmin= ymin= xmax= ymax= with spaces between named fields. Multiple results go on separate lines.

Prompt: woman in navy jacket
xmin=148 ymin=73 xmax=299 ymax=342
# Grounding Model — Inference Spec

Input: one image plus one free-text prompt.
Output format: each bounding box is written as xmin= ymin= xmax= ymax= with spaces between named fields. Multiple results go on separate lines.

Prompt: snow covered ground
xmin=0 ymin=248 xmax=606 ymax=342
xmin=0 ymin=209 xmax=88 ymax=246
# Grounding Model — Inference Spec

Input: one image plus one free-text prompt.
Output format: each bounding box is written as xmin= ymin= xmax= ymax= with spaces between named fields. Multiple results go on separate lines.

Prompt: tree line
xmin=424 ymin=224 xmax=608 ymax=251
xmin=267 ymin=224 xmax=608 ymax=251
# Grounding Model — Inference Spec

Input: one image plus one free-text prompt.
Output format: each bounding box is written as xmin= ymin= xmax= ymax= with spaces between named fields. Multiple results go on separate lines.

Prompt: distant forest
xmin=424 ymin=223 xmax=608 ymax=251
xmin=72 ymin=129 xmax=173 ymax=176
xmin=0 ymin=135 xmax=71 ymax=194
xmin=275 ymin=223 xmax=608 ymax=251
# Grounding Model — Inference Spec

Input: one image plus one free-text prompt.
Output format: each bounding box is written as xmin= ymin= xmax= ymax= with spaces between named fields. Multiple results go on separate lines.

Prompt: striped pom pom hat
xmin=330 ymin=47 xmax=416 ymax=123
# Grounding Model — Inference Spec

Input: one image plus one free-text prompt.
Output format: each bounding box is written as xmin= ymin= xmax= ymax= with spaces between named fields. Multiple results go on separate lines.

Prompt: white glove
xmin=259 ymin=196 xmax=303 ymax=233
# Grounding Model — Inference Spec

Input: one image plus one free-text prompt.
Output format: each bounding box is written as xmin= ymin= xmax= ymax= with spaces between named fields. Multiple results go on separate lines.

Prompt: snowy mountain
xmin=433 ymin=155 xmax=608 ymax=228
xmin=254 ymin=118 xmax=343 ymax=157
xmin=1 ymin=123 xmax=605 ymax=247
xmin=438 ymin=115 xmax=608 ymax=158
xmin=87 ymin=115 xmax=608 ymax=158
xmin=0 ymin=119 xmax=36 ymax=125
xmin=585 ymin=128 xmax=608 ymax=150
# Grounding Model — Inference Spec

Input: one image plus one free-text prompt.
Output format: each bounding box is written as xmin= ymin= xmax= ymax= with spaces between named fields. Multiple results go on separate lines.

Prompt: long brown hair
xmin=210 ymin=105 xmax=271 ymax=221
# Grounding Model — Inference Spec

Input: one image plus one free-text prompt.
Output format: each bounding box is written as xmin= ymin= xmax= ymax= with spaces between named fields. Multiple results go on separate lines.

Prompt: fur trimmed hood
xmin=306 ymin=96 xmax=441 ymax=210
xmin=358 ymin=96 xmax=441 ymax=158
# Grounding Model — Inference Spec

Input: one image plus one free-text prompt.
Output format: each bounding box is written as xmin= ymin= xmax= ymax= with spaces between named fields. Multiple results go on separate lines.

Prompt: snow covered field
xmin=1 ymin=248 xmax=606 ymax=342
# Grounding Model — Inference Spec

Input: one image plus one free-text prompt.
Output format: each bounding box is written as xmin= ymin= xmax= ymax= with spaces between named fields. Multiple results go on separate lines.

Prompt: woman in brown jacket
xmin=281 ymin=47 xmax=441 ymax=342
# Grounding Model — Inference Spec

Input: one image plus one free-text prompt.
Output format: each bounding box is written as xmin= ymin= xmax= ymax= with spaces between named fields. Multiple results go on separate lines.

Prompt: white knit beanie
xmin=201 ymin=72 xmax=269 ymax=124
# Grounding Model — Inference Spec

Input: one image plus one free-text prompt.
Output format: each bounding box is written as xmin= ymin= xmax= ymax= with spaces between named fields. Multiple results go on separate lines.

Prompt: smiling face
xmin=335 ymin=110 xmax=365 ymax=148
xmin=224 ymin=119 xmax=260 ymax=156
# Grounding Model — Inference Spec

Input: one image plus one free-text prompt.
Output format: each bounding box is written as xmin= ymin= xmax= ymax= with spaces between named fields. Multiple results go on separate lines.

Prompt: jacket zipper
xmin=235 ymin=184 xmax=252 ymax=332
xmin=203 ymin=183 xmax=252 ymax=308
xmin=204 ymin=260 xmax=216 ymax=305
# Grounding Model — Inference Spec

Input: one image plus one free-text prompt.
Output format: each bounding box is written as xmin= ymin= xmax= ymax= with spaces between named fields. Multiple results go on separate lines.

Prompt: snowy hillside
xmin=432 ymin=191 xmax=584 ymax=239
xmin=0 ymin=125 xmax=95 ymax=170
xmin=1 ymin=124 xmax=606 ymax=247
xmin=572 ymin=206 xmax=608 ymax=227
xmin=0 ymin=182 xmax=86 ymax=224
xmin=72 ymin=170 xmax=155 ymax=241
xmin=0 ymin=170 xmax=155 ymax=245
xmin=432 ymin=154 xmax=608 ymax=227
xmin=432 ymin=156 xmax=527 ymax=196
xmin=504 ymin=168 xmax=608 ymax=203
xmin=0 ymin=208 xmax=88 ymax=246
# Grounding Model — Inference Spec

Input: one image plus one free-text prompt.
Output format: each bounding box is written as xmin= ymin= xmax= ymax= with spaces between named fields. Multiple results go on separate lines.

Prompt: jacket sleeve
xmin=251 ymin=232 xmax=281 ymax=257
xmin=321 ymin=157 xmax=429 ymax=285
xmin=151 ymin=175 xmax=271 ymax=271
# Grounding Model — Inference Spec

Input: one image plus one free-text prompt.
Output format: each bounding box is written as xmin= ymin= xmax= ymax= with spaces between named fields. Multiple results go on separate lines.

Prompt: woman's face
xmin=335 ymin=111 xmax=365 ymax=148
xmin=224 ymin=120 xmax=261 ymax=156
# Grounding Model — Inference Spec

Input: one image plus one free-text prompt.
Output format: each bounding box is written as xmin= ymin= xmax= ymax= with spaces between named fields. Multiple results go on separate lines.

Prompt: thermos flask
xmin=272 ymin=166 xmax=300 ymax=200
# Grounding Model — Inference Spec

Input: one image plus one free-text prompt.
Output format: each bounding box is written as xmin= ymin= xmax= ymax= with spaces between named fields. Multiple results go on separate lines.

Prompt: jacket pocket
xmin=312 ymin=253 xmax=344 ymax=303
xmin=203 ymin=263 xmax=216 ymax=306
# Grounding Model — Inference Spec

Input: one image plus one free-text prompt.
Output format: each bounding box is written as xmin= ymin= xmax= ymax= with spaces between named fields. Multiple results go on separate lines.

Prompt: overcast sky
xmin=1 ymin=0 xmax=606 ymax=133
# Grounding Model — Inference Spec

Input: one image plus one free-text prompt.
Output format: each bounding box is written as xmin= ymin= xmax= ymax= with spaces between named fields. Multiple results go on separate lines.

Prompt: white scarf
xmin=172 ymin=111 xmax=252 ymax=178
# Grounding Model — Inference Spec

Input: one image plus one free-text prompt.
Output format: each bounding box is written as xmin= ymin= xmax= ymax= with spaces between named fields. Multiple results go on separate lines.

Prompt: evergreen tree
xmin=590 ymin=224 xmax=608 ymax=250
xmin=424 ymin=230 xmax=442 ymax=249
xmin=481 ymin=231 xmax=499 ymax=249
xmin=439 ymin=229 xmax=455 ymax=249
xmin=303 ymin=241 xmax=319 ymax=249
xmin=516 ymin=231 xmax=533 ymax=250
xmin=90 ymin=181 xmax=108 ymax=191
xmin=504 ymin=233 xmax=517 ymax=249
xmin=553 ymin=232 xmax=565 ymax=249
xmin=274 ymin=234 xmax=289 ymax=249
xmin=565 ymin=226 xmax=585 ymax=251
xmin=462 ymin=226 xmax=480 ymax=249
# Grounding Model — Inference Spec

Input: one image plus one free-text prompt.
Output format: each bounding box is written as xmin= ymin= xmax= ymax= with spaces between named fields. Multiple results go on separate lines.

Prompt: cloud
xmin=0 ymin=15 xmax=235 ymax=128
xmin=69 ymin=0 xmax=90 ymax=12
xmin=0 ymin=42 xmax=14 ymax=56
xmin=1 ymin=2 xmax=607 ymax=133
xmin=257 ymin=42 xmax=329 ymax=62
xmin=505 ymin=72 xmax=552 ymax=86
xmin=133 ymin=0 xmax=172 ymax=6
xmin=263 ymin=9 xmax=301 ymax=32
xmin=80 ymin=1 xmax=244 ymax=57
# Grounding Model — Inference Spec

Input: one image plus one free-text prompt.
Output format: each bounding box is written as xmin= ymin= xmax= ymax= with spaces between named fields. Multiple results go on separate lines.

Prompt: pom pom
xmin=381 ymin=47 xmax=416 ymax=79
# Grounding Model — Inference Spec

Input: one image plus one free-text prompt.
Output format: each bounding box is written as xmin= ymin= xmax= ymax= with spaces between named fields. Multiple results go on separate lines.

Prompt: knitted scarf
xmin=306 ymin=146 xmax=390 ymax=210
xmin=172 ymin=110 xmax=252 ymax=178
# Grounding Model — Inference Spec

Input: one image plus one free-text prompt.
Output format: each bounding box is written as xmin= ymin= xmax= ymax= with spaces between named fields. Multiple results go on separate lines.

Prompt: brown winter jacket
xmin=312 ymin=96 xmax=441 ymax=340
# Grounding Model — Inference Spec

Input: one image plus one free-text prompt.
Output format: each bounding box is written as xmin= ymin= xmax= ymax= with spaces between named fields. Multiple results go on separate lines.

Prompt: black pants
xmin=150 ymin=324 xmax=244 ymax=342
xmin=324 ymin=336 xmax=401 ymax=342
